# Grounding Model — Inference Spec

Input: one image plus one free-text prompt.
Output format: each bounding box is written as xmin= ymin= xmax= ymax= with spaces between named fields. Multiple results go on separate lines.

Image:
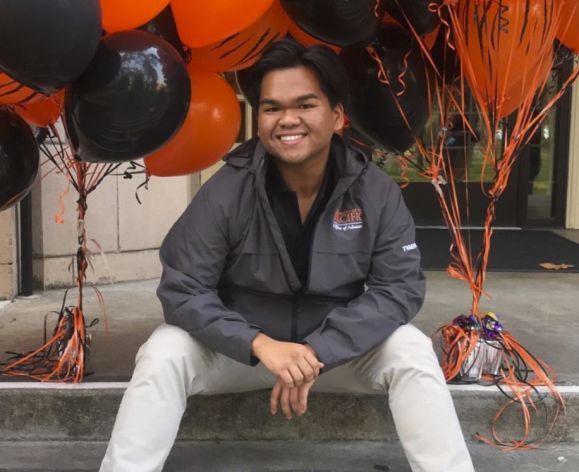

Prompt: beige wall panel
xmin=34 ymin=249 xmax=162 ymax=289
xmin=33 ymin=167 xmax=119 ymax=257
xmin=118 ymin=175 xmax=191 ymax=252
xmin=567 ymin=77 xmax=579 ymax=229
xmin=0 ymin=209 xmax=13 ymax=265
xmin=0 ymin=263 xmax=13 ymax=300
xmin=0 ymin=208 xmax=16 ymax=299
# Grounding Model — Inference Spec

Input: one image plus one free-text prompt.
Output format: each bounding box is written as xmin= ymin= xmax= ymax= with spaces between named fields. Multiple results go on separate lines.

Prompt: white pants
xmin=100 ymin=324 xmax=474 ymax=472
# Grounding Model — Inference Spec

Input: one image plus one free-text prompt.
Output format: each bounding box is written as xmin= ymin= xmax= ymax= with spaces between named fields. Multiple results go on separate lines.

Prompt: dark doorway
xmin=380 ymin=51 xmax=574 ymax=229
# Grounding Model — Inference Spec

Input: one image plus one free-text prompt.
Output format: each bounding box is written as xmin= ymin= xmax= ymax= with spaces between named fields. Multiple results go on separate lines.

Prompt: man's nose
xmin=279 ymin=108 xmax=300 ymax=126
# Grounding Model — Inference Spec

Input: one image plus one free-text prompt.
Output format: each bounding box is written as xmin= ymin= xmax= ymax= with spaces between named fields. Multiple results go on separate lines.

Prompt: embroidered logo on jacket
xmin=402 ymin=243 xmax=418 ymax=252
xmin=333 ymin=208 xmax=364 ymax=231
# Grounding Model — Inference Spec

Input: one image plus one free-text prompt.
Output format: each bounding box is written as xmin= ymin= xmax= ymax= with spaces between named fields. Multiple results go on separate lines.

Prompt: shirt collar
xmin=265 ymin=150 xmax=338 ymax=200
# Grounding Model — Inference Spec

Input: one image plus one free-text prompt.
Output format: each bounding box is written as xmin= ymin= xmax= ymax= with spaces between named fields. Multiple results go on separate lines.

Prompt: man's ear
xmin=333 ymin=103 xmax=345 ymax=132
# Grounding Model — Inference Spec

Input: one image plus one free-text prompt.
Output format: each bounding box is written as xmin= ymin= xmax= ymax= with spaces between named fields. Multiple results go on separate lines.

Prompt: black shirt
xmin=265 ymin=154 xmax=337 ymax=288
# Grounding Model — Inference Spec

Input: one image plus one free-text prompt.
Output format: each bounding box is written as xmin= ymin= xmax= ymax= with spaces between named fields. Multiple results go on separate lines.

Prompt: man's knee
xmin=135 ymin=324 xmax=210 ymax=374
xmin=383 ymin=324 xmax=434 ymax=360
xmin=364 ymin=324 xmax=438 ymax=385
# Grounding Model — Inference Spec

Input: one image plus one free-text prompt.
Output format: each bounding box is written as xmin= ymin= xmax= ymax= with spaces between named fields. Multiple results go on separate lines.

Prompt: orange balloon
xmin=101 ymin=0 xmax=169 ymax=32
xmin=15 ymin=90 xmax=65 ymax=127
xmin=172 ymin=0 xmax=274 ymax=48
xmin=423 ymin=25 xmax=440 ymax=50
xmin=188 ymin=1 xmax=290 ymax=73
xmin=144 ymin=71 xmax=241 ymax=177
xmin=382 ymin=11 xmax=402 ymax=27
xmin=0 ymin=72 xmax=40 ymax=105
xmin=288 ymin=21 xmax=341 ymax=53
xmin=458 ymin=0 xmax=558 ymax=113
xmin=557 ymin=0 xmax=579 ymax=52
xmin=499 ymin=53 xmax=553 ymax=118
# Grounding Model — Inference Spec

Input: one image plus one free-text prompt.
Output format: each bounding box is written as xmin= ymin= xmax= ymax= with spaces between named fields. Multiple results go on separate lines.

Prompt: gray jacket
xmin=157 ymin=136 xmax=426 ymax=371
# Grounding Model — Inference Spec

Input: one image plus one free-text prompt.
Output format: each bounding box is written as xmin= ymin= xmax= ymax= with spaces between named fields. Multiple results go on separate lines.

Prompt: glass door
xmin=374 ymin=95 xmax=519 ymax=228
xmin=517 ymin=52 xmax=574 ymax=227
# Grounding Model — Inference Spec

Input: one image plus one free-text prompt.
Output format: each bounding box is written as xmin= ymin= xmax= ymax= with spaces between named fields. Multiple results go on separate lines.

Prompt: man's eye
xmin=263 ymin=107 xmax=279 ymax=113
xmin=300 ymin=103 xmax=315 ymax=109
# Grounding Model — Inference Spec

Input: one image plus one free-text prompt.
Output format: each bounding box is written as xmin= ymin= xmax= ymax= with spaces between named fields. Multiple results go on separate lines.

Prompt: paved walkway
xmin=1 ymin=271 xmax=578 ymax=383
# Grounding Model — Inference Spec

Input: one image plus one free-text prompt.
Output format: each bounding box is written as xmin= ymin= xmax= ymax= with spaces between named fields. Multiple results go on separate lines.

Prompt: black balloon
xmin=66 ymin=30 xmax=191 ymax=163
xmin=138 ymin=6 xmax=190 ymax=62
xmin=0 ymin=109 xmax=39 ymax=212
xmin=430 ymin=28 xmax=460 ymax=86
xmin=281 ymin=0 xmax=385 ymax=47
xmin=385 ymin=0 xmax=440 ymax=35
xmin=0 ymin=0 xmax=102 ymax=95
xmin=341 ymin=27 xmax=431 ymax=153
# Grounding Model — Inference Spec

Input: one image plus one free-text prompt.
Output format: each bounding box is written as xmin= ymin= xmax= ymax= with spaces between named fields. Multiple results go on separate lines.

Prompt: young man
xmin=100 ymin=40 xmax=474 ymax=472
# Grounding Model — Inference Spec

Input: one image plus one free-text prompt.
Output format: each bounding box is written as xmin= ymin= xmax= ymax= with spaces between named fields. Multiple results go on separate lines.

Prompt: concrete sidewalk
xmin=0 ymin=440 xmax=577 ymax=471
xmin=1 ymin=271 xmax=578 ymax=383
xmin=1 ymin=271 xmax=578 ymax=471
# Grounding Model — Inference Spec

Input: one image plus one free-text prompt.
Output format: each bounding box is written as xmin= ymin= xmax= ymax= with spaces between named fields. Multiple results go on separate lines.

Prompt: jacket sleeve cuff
xmin=304 ymin=331 xmax=335 ymax=368
xmin=247 ymin=328 xmax=263 ymax=367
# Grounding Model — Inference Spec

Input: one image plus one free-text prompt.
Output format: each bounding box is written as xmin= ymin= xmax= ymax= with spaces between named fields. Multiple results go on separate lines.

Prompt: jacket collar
xmin=224 ymin=134 xmax=370 ymax=293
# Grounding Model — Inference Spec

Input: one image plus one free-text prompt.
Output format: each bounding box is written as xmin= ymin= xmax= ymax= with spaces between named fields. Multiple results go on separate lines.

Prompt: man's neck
xmin=275 ymin=153 xmax=329 ymax=199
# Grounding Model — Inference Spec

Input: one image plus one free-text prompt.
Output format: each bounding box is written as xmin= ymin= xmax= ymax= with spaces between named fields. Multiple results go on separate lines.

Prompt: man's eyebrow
xmin=259 ymin=93 xmax=321 ymax=106
xmin=295 ymin=93 xmax=321 ymax=101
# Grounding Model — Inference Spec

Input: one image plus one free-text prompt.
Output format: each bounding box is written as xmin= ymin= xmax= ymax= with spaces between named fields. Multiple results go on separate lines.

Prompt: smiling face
xmin=257 ymin=66 xmax=344 ymax=168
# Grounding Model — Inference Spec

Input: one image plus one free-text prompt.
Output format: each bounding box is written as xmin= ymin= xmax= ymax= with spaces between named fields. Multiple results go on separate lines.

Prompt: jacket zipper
xmin=291 ymin=295 xmax=298 ymax=342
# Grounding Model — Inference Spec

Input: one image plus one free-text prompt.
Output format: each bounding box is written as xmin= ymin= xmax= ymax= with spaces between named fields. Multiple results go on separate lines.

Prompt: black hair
xmin=242 ymin=38 xmax=349 ymax=110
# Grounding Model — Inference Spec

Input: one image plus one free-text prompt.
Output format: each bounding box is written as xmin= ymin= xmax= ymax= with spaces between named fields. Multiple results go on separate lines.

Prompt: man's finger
xmin=280 ymin=386 xmax=292 ymax=420
xmin=288 ymin=365 xmax=305 ymax=387
xmin=304 ymin=352 xmax=324 ymax=375
xmin=280 ymin=370 xmax=295 ymax=388
xmin=270 ymin=381 xmax=282 ymax=415
xmin=289 ymin=385 xmax=300 ymax=415
xmin=298 ymin=382 xmax=312 ymax=416
xmin=297 ymin=358 xmax=316 ymax=382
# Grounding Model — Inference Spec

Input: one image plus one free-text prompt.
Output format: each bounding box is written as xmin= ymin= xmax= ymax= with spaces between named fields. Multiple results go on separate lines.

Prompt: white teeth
xmin=279 ymin=134 xmax=304 ymax=142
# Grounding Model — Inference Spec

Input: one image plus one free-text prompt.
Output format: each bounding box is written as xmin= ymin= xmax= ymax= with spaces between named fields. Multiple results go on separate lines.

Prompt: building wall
xmin=30 ymin=97 xmax=253 ymax=290
xmin=0 ymin=208 xmax=17 ymax=300
xmin=30 ymin=162 xmax=199 ymax=289
xmin=567 ymin=73 xmax=579 ymax=229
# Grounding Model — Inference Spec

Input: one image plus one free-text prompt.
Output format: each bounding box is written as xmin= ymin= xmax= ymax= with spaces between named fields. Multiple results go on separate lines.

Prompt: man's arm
xmin=157 ymin=184 xmax=263 ymax=365
xmin=304 ymin=184 xmax=426 ymax=371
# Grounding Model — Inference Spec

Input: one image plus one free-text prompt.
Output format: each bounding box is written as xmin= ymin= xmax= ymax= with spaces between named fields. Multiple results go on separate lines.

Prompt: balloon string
xmin=395 ymin=48 xmax=412 ymax=97
xmin=426 ymin=0 xmax=575 ymax=449
xmin=366 ymin=46 xmax=391 ymax=85
xmin=54 ymin=180 xmax=71 ymax=225
xmin=1 ymin=126 xmax=117 ymax=382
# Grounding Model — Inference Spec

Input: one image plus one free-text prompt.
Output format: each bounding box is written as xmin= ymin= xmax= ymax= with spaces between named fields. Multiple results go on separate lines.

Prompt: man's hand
xmin=270 ymin=377 xmax=315 ymax=419
xmin=252 ymin=334 xmax=324 ymax=387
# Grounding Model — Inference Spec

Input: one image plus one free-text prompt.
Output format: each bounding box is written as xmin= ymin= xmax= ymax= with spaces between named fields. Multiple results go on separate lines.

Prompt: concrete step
xmin=1 ymin=383 xmax=578 ymax=443
xmin=0 ymin=440 xmax=577 ymax=471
